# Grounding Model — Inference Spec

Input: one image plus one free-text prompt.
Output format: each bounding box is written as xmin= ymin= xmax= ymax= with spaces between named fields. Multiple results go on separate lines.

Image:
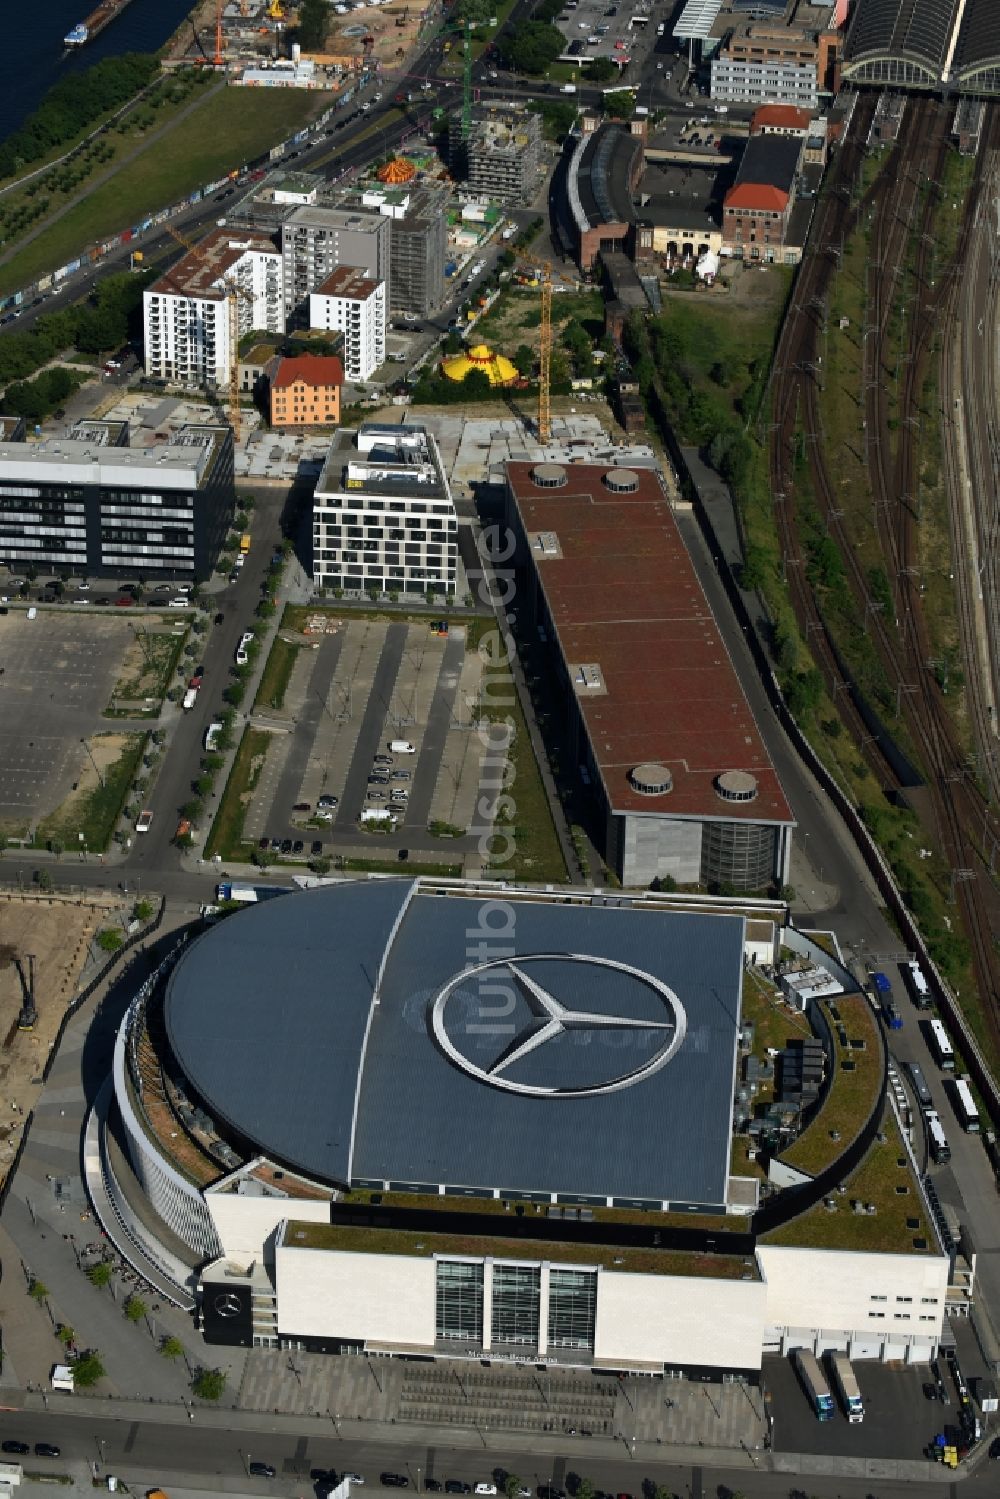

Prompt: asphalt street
xmin=0 ymin=1404 xmax=991 ymax=1499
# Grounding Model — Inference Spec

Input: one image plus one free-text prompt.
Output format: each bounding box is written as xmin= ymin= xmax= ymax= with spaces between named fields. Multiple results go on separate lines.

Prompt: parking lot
xmin=245 ymin=615 xmax=491 ymax=854
xmin=765 ymin=1351 xmax=978 ymax=1460
xmin=554 ymin=0 xmax=662 ymax=71
xmin=0 ymin=610 xmax=141 ymax=836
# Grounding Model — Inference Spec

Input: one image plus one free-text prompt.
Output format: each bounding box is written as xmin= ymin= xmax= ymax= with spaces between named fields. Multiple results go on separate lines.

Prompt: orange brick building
xmin=269 ymin=354 xmax=344 ymax=429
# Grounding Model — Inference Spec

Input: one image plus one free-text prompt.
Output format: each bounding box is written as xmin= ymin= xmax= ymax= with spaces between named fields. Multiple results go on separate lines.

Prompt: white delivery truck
xmin=389 ymin=739 xmax=415 ymax=754
xmin=828 ymin=1352 xmax=864 ymax=1422
xmin=182 ymin=686 xmax=199 ymax=710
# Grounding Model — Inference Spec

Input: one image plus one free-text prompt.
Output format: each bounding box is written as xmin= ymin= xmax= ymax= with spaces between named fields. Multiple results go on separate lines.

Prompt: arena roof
xmin=505 ymin=461 xmax=793 ymax=827
xmin=163 ymin=882 xmax=746 ymax=1211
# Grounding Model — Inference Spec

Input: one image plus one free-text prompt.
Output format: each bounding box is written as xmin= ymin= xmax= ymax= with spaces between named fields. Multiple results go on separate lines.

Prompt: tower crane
xmin=512 ymin=253 xmax=553 ymax=444
xmin=165 ymin=225 xmax=254 ymax=442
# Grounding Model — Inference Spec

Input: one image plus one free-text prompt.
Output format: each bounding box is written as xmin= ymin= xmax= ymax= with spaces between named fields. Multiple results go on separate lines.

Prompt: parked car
xmin=425 ymin=1483 xmax=443 ymax=1493
xmin=35 ymin=1444 xmax=61 ymax=1459
xmin=445 ymin=1485 xmax=471 ymax=1495
xmin=280 ymin=838 xmax=293 ymax=854
xmin=1 ymin=1442 xmax=29 ymax=1455
xmin=249 ymin=1462 xmax=276 ymax=1478
xmin=381 ymin=1476 xmax=409 ymax=1489
xmin=292 ymin=840 xmax=304 ymax=854
xmin=311 ymin=841 xmax=324 ymax=856
xmin=342 ymin=1475 xmax=364 ymax=1486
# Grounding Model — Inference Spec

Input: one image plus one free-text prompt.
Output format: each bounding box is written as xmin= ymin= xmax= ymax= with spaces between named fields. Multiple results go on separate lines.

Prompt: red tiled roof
xmin=272 ymin=354 xmax=344 ymax=389
xmin=506 ymin=461 xmax=793 ymax=826
xmin=725 ymin=183 xmax=790 ymax=212
xmin=751 ymin=104 xmax=812 ymax=131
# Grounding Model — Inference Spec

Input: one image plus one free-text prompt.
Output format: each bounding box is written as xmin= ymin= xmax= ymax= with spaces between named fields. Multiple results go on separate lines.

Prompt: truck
xmin=792 ymin=1347 xmax=835 ymax=1420
xmin=204 ymin=720 xmax=224 ymax=753
xmin=216 ymin=882 xmax=258 ymax=904
xmin=240 ymin=533 xmax=251 ymax=555
xmin=828 ymin=1351 xmax=864 ymax=1422
xmin=135 ymin=809 xmax=154 ymax=834
xmin=360 ymin=807 xmax=398 ymax=824
xmin=389 ymin=739 xmax=416 ymax=754
xmin=561 ymin=83 xmax=577 ymax=93
xmin=182 ymin=686 xmax=199 ymax=710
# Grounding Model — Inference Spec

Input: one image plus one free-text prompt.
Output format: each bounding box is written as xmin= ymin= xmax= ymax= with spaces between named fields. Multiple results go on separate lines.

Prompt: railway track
xmin=770 ymin=94 xmax=1000 ymax=1050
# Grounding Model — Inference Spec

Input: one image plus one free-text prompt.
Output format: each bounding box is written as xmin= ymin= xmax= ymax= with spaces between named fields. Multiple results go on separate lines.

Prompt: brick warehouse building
xmin=504 ymin=459 xmax=794 ymax=890
xmin=722 ymin=134 xmax=803 ymax=263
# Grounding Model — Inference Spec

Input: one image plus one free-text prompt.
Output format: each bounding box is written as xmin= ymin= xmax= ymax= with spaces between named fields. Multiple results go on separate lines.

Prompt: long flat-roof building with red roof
xmin=504 ymin=459 xmax=794 ymax=890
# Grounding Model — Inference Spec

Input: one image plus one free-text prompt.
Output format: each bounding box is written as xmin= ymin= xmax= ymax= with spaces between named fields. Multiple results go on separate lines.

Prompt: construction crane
xmin=165 ymin=225 xmax=254 ymax=442
xmin=512 ymin=252 xmax=553 ymax=443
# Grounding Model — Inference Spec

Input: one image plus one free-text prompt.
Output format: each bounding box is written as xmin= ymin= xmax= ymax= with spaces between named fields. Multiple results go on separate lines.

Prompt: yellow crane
xmin=165 ymin=225 xmax=254 ymax=442
xmin=512 ymin=253 xmax=553 ymax=444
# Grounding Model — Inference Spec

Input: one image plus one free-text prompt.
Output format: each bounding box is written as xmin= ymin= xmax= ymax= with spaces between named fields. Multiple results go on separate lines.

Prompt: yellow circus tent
xmin=441 ymin=343 xmax=519 ymax=387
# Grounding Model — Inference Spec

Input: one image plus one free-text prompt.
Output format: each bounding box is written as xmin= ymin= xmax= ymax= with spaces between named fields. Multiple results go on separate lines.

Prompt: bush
xmin=124 ymin=1294 xmax=147 ymax=1322
xmin=70 ymin=1350 xmax=106 ymax=1388
xmin=192 ymin=1367 xmax=227 ymax=1400
xmin=160 ymin=1335 xmax=185 ymax=1360
xmin=96 ymin=928 xmax=123 ymax=953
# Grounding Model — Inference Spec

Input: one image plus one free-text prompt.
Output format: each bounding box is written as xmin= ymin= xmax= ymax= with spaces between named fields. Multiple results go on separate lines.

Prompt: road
xmin=0 ymin=1404 xmax=991 ymax=1499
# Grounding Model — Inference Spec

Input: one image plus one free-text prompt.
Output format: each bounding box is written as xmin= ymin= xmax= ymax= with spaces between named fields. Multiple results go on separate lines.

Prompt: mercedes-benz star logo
xmin=430 ymin=953 xmax=687 ymax=1098
xmin=214 ymin=1292 xmax=243 ymax=1319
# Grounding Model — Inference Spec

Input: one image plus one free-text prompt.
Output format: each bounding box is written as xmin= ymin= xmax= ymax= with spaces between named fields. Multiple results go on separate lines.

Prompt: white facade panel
xmin=206 ymin=1190 xmax=331 ymax=1267
xmin=144 ymin=245 xmax=284 ymax=386
xmin=757 ymin=1245 xmax=948 ymax=1358
xmin=308 ymin=280 xmax=386 ymax=382
xmin=276 ymin=1247 xmax=436 ymax=1347
xmin=593 ymin=1270 xmax=766 ymax=1371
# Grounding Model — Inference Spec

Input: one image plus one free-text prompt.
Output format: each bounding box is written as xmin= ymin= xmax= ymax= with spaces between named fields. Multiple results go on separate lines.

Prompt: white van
xmin=389 ymin=739 xmax=415 ymax=754
xmin=360 ymin=807 xmax=398 ymax=824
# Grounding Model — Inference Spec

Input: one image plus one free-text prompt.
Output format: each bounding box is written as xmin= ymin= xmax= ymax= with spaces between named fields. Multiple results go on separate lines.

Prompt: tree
xmin=57 ymin=1324 xmax=75 ymax=1346
xmin=461 ymin=367 xmax=493 ymax=401
xmin=251 ymin=847 xmax=273 ymax=869
xmin=453 ymin=0 xmax=491 ymax=20
xmin=124 ymin=1294 xmax=147 ymax=1323
xmin=97 ymin=929 xmax=123 ymax=953
xmin=310 ymin=857 xmax=331 ymax=875
xmin=514 ymin=343 xmax=536 ymax=377
xmin=504 ymin=1478 xmax=524 ymax=1499
xmin=296 ymin=0 xmax=328 ymax=47
xmin=88 ymin=1261 xmax=112 ymax=1287
xmin=603 ymin=89 xmax=635 ymax=119
xmin=192 ymin=1366 xmax=227 ymax=1400
xmin=134 ymin=899 xmax=154 ymax=922
xmin=160 ymin=1335 xmax=185 ymax=1361
xmin=588 ymin=55 xmax=617 ymax=81
xmin=29 ymin=1278 xmax=49 ymax=1302
xmin=497 ymin=20 xmax=563 ymax=74
xmin=71 ymin=1350 xmax=106 ymax=1388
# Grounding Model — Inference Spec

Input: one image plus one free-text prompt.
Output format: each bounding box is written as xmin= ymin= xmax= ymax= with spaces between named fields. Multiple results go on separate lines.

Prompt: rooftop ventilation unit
xmin=715 ymin=770 xmax=759 ymax=803
xmin=604 ymin=467 xmax=639 ymax=493
xmin=628 ymin=762 xmax=674 ymax=796
xmin=533 ymin=531 xmax=560 ymax=556
xmin=531 ymin=463 xmax=567 ymax=488
xmin=575 ymin=663 xmax=604 ymax=691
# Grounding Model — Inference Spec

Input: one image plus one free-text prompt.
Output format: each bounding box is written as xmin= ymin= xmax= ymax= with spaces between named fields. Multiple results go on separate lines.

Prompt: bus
xmin=906 ymin=1059 xmax=933 ymax=1110
xmin=928 ymin=1017 xmax=955 ymax=1071
xmin=926 ymin=1110 xmax=951 ymax=1164
xmin=950 ymin=1077 xmax=980 ymax=1134
xmin=240 ymin=533 xmax=251 ymax=556
xmin=902 ymin=959 xmax=932 ymax=1009
xmin=792 ymin=1348 xmax=835 ymax=1420
xmin=828 ymin=1351 xmax=864 ymax=1423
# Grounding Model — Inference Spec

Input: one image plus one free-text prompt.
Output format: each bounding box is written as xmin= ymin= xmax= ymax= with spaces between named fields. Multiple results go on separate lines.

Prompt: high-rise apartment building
xmin=308 ymin=268 xmax=386 ymax=382
xmin=355 ymin=181 xmax=448 ymax=317
xmin=143 ymin=228 xmax=283 ymax=387
xmin=280 ymin=205 xmax=391 ymax=319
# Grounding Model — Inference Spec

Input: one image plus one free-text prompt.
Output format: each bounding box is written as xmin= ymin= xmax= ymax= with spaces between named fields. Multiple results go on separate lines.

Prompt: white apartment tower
xmin=312 ymin=423 xmax=458 ymax=598
xmin=309 ymin=267 xmax=386 ymax=382
xmin=143 ymin=228 xmax=283 ymax=387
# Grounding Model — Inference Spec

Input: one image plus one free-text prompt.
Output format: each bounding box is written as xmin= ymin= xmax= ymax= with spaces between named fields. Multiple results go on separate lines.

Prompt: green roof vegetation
xmin=282 ymin=1220 xmax=755 ymax=1280
xmin=778 ymin=993 xmax=882 ymax=1177
xmin=340 ymin=1189 xmax=732 ymax=1233
xmin=765 ymin=1113 xmax=933 ymax=1254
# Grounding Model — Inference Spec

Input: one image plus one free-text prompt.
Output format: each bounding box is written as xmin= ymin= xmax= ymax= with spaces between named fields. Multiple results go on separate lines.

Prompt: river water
xmin=0 ymin=0 xmax=198 ymax=144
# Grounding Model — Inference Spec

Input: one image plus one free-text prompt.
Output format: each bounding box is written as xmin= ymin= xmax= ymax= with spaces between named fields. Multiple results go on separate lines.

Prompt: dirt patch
xmin=0 ymin=892 xmax=122 ymax=1188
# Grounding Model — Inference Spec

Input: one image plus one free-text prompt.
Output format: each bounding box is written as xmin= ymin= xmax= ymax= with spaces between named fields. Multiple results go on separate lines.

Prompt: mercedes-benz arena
xmin=107 ymin=881 xmax=949 ymax=1374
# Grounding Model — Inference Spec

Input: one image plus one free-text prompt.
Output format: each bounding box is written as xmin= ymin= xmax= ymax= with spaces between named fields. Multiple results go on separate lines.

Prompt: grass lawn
xmin=337 ymin=856 xmax=462 ymax=876
xmin=779 ymin=994 xmax=882 ymax=1176
xmin=205 ymin=727 xmax=272 ymax=860
xmin=107 ymin=629 xmax=185 ymax=711
xmin=255 ymin=636 xmax=301 ymax=713
xmin=481 ymin=662 xmax=568 ymax=885
xmin=0 ymin=88 xmax=325 ymax=295
xmin=766 ymin=1114 xmax=931 ymax=1254
xmin=286 ymin=1219 xmax=747 ymax=1279
xmin=36 ymin=733 xmax=146 ymax=852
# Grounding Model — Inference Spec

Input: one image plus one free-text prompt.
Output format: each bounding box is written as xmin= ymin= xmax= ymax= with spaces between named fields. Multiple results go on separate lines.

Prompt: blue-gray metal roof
xmin=164 ymin=883 xmax=744 ymax=1208
xmin=163 ymin=880 xmax=411 ymax=1186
